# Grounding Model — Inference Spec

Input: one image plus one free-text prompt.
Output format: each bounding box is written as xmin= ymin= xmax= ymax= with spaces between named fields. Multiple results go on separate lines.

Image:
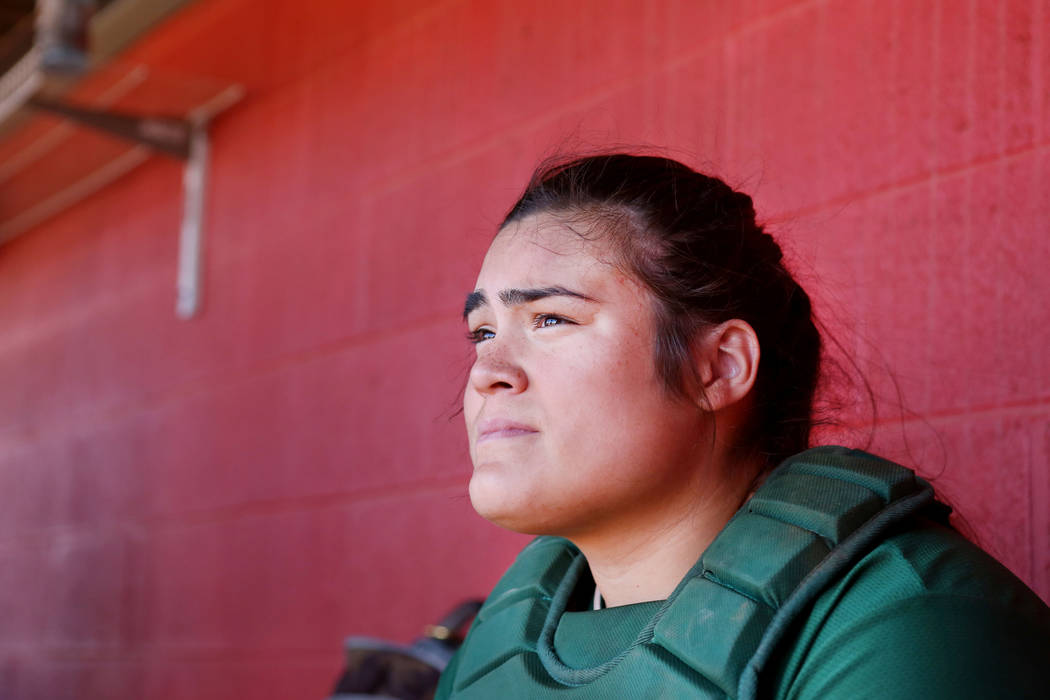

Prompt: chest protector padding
xmin=450 ymin=447 xmax=936 ymax=699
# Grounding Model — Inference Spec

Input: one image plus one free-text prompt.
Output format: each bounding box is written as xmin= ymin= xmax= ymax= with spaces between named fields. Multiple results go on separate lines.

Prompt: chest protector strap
xmin=654 ymin=446 xmax=937 ymax=699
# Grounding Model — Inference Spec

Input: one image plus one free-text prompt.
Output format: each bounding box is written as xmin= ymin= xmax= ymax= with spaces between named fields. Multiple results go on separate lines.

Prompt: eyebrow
xmin=462 ymin=286 xmax=594 ymax=319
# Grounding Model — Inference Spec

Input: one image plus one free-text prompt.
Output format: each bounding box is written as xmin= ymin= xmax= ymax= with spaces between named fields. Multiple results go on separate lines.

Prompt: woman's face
xmin=463 ymin=212 xmax=709 ymax=539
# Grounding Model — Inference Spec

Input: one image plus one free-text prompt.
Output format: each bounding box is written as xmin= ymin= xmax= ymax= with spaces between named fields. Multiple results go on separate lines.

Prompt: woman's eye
xmin=535 ymin=314 xmax=572 ymax=329
xmin=466 ymin=327 xmax=495 ymax=344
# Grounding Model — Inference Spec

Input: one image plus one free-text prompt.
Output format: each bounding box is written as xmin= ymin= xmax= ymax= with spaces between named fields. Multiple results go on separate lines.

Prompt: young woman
xmin=437 ymin=154 xmax=1050 ymax=699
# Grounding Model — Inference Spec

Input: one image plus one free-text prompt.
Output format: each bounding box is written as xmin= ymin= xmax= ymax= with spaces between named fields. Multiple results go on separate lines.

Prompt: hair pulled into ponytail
xmin=502 ymin=154 xmax=821 ymax=469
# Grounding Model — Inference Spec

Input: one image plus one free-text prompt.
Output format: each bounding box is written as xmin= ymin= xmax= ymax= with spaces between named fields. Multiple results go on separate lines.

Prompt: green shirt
xmin=769 ymin=520 xmax=1049 ymax=698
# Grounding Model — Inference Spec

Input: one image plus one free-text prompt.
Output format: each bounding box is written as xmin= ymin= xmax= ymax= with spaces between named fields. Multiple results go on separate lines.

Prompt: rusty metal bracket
xmin=28 ymin=95 xmax=192 ymax=158
xmin=26 ymin=84 xmax=243 ymax=318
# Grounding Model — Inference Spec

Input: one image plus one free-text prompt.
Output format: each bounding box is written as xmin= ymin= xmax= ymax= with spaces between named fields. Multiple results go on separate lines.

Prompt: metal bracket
xmin=28 ymin=96 xmax=193 ymax=158
xmin=176 ymin=122 xmax=207 ymax=318
xmin=27 ymin=85 xmax=243 ymax=319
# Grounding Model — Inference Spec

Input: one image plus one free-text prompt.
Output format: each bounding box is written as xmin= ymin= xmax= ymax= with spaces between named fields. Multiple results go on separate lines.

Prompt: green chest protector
xmin=442 ymin=447 xmax=942 ymax=699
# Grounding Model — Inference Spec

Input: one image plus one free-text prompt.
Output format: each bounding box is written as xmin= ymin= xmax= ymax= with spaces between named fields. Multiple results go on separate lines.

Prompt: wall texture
xmin=1 ymin=0 xmax=1047 ymax=697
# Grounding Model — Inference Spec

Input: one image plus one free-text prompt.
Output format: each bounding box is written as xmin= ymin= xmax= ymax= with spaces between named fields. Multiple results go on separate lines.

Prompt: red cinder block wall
xmin=1 ymin=1 xmax=1047 ymax=697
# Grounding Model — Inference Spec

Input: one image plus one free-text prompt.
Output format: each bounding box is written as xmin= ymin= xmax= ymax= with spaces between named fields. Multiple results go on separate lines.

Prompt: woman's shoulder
xmin=770 ymin=519 xmax=1050 ymax=699
xmin=857 ymin=519 xmax=1047 ymax=609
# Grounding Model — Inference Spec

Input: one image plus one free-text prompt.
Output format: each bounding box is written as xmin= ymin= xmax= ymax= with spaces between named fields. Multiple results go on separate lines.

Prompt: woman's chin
xmin=468 ymin=473 xmax=544 ymax=534
xmin=469 ymin=474 xmax=516 ymax=523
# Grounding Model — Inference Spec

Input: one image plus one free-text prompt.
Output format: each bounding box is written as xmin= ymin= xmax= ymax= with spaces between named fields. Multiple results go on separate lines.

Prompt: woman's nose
xmin=468 ymin=346 xmax=528 ymax=395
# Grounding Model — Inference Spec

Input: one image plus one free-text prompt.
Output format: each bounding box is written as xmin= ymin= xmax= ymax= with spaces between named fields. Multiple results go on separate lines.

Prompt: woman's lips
xmin=476 ymin=419 xmax=539 ymax=444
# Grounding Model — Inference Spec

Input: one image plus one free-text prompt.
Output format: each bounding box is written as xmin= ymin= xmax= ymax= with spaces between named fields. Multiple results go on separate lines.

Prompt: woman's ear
xmin=694 ymin=319 xmax=760 ymax=412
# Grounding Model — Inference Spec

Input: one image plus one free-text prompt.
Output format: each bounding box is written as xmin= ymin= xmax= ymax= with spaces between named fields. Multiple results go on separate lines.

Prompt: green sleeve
xmin=776 ymin=594 xmax=1050 ymax=700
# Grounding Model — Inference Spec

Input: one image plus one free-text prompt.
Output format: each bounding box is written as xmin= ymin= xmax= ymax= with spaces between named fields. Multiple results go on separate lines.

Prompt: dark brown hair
xmin=502 ymin=154 xmax=821 ymax=469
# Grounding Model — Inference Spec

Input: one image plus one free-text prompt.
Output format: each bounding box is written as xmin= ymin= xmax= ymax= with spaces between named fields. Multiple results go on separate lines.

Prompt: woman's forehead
xmin=480 ymin=213 xmax=620 ymax=282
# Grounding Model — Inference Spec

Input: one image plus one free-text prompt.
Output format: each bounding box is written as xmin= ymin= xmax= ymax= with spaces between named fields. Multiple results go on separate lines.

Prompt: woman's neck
xmin=575 ymin=457 xmax=758 ymax=608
